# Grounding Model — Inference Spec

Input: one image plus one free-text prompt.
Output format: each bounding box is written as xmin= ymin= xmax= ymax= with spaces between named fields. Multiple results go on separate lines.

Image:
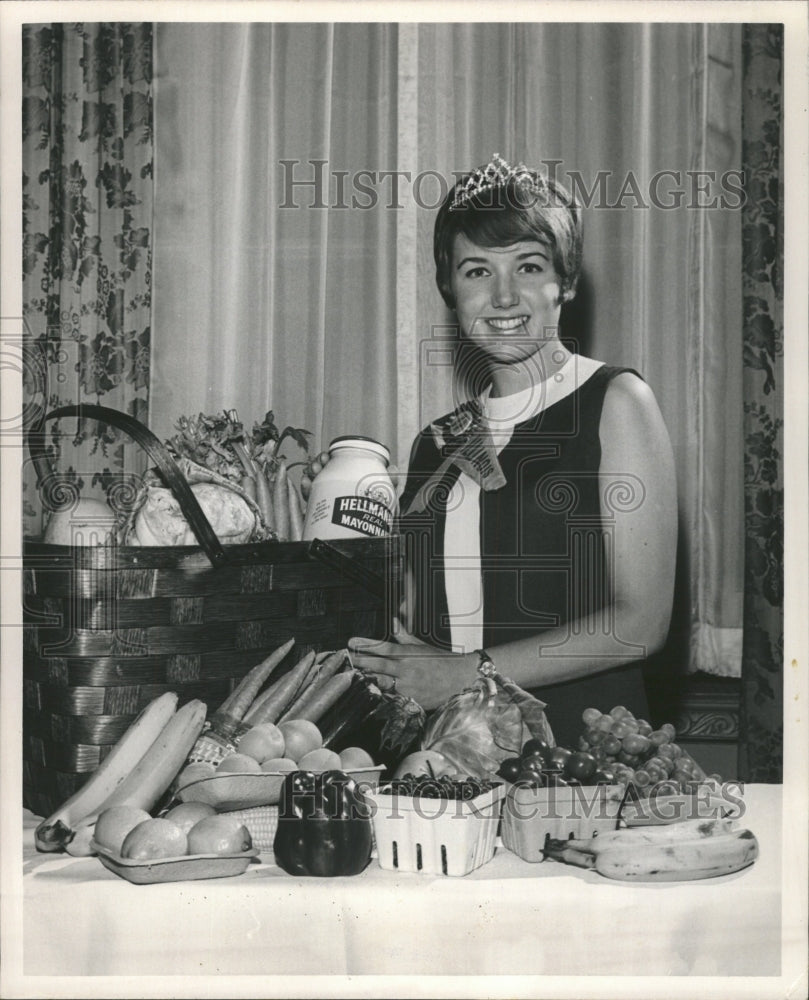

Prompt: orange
xmin=339 ymin=747 xmax=375 ymax=769
xmin=216 ymin=752 xmax=262 ymax=774
xmin=277 ymin=719 xmax=322 ymax=762
xmin=237 ymin=724 xmax=285 ymax=764
xmin=175 ymin=760 xmax=217 ymax=792
xmin=260 ymin=756 xmax=297 ymax=774
xmin=297 ymin=748 xmax=342 ymax=772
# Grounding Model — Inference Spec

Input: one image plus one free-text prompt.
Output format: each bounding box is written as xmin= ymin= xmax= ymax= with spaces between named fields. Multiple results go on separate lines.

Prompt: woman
xmin=347 ymin=155 xmax=678 ymax=746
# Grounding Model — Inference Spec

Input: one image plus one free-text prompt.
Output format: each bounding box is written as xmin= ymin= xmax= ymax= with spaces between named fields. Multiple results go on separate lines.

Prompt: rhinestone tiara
xmin=449 ymin=153 xmax=549 ymax=211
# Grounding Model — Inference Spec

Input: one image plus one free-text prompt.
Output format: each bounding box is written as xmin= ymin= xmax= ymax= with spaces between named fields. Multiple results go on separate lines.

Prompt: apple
xmin=393 ymin=750 xmax=460 ymax=779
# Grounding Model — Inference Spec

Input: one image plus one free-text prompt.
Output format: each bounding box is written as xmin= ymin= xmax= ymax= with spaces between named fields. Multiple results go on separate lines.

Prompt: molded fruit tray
xmin=500 ymin=783 xmax=625 ymax=863
xmin=365 ymin=783 xmax=506 ymax=877
xmin=90 ymin=842 xmax=259 ymax=884
xmin=175 ymin=765 xmax=384 ymax=811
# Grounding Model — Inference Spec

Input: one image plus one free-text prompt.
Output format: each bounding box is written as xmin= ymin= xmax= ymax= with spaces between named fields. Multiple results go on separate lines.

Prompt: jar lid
xmin=329 ymin=436 xmax=390 ymax=463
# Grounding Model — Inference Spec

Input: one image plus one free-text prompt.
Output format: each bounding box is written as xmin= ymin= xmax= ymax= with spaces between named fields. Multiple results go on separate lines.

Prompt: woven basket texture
xmin=23 ymin=535 xmax=399 ymax=817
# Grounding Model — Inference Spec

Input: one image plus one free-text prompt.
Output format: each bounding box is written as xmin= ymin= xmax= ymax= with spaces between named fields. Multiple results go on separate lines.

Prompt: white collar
xmin=482 ymin=354 xmax=603 ymax=429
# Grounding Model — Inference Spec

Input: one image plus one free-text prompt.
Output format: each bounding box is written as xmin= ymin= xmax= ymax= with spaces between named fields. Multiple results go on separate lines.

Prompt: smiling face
xmin=450 ymin=233 xmax=566 ymax=376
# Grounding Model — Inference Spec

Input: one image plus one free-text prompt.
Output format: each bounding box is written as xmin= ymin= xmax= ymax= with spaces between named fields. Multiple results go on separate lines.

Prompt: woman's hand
xmin=300 ymin=450 xmax=403 ymax=501
xmin=300 ymin=450 xmax=331 ymax=501
xmin=348 ymin=619 xmax=478 ymax=710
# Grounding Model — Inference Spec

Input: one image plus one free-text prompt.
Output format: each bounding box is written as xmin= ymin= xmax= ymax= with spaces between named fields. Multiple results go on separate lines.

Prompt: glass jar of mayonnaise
xmin=302 ymin=437 xmax=397 ymax=541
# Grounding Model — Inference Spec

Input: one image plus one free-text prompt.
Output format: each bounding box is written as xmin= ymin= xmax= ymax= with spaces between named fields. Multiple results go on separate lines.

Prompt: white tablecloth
xmin=22 ymin=784 xmax=782 ymax=979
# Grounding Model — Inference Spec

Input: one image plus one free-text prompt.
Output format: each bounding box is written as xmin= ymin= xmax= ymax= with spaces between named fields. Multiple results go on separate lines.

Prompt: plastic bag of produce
xmin=421 ymin=667 xmax=555 ymax=779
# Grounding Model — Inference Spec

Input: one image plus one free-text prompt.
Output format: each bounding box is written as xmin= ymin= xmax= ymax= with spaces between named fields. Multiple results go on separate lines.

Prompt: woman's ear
xmin=560 ymin=286 xmax=577 ymax=305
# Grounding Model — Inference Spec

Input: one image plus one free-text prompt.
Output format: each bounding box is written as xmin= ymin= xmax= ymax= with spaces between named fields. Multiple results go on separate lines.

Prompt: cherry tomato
xmin=564 ymin=751 xmax=598 ymax=783
xmin=593 ymin=768 xmax=615 ymax=784
xmin=548 ymin=746 xmax=572 ymax=769
xmin=519 ymin=752 xmax=548 ymax=774
xmin=497 ymin=757 xmax=522 ymax=782
xmin=521 ymin=738 xmax=552 ymax=762
xmin=516 ymin=769 xmax=545 ymax=788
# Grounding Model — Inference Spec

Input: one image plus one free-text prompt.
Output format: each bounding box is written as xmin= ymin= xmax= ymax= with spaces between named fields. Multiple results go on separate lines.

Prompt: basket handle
xmin=307 ymin=538 xmax=388 ymax=602
xmin=27 ymin=403 xmax=229 ymax=568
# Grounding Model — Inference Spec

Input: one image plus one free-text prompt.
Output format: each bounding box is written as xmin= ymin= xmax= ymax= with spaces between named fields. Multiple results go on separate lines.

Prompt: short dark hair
xmin=433 ymin=168 xmax=583 ymax=310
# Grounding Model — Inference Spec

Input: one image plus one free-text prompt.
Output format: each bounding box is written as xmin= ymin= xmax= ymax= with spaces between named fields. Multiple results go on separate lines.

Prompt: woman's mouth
xmin=486 ymin=316 xmax=529 ymax=332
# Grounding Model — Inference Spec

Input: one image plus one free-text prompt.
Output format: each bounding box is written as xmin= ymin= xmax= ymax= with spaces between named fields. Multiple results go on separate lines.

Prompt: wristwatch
xmin=475 ymin=648 xmax=496 ymax=678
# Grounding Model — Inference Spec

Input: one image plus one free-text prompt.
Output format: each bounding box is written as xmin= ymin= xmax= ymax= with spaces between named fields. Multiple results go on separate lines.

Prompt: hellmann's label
xmin=330 ymin=495 xmax=393 ymax=537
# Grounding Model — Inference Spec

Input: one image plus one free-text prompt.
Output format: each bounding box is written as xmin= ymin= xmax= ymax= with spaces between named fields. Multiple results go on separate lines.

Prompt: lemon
xmin=164 ymin=801 xmax=216 ymax=836
xmin=186 ymin=816 xmax=252 ymax=856
xmin=94 ymin=806 xmax=152 ymax=855
xmin=121 ymin=818 xmax=188 ymax=860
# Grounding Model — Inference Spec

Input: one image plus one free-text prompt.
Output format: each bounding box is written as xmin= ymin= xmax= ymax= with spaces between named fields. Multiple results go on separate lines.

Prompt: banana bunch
xmin=35 ymin=693 xmax=207 ymax=855
xmin=544 ymin=817 xmax=759 ymax=882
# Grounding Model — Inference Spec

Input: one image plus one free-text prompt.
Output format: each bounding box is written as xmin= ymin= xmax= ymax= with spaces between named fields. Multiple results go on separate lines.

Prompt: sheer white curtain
xmin=151 ymin=21 xmax=743 ymax=676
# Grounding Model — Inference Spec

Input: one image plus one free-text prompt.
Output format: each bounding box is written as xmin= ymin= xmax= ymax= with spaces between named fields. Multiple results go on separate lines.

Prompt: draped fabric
xmin=151 ymin=22 xmax=746 ymax=680
xmin=737 ymin=25 xmax=784 ymax=782
xmin=150 ymin=23 xmax=398 ymax=455
xmin=21 ymin=23 xmax=154 ymax=535
xmin=21 ymin=23 xmax=761 ymax=691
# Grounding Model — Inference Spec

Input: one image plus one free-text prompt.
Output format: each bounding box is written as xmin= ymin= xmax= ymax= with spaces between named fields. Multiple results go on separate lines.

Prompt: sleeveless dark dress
xmin=398 ymin=364 xmax=651 ymax=746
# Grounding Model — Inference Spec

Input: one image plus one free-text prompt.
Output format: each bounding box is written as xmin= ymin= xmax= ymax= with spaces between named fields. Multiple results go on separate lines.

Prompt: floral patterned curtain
xmin=737 ymin=24 xmax=783 ymax=782
xmin=22 ymin=22 xmax=153 ymax=535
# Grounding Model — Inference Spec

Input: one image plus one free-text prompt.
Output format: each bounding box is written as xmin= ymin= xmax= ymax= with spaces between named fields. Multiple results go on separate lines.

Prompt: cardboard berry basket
xmin=500 ymin=782 xmax=625 ymax=863
xmin=23 ymin=404 xmax=400 ymax=817
xmin=365 ymin=783 xmax=506 ymax=877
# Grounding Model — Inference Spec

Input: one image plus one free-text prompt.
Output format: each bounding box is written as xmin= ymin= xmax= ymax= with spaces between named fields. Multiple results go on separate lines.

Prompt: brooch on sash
xmin=403 ymin=399 xmax=506 ymax=515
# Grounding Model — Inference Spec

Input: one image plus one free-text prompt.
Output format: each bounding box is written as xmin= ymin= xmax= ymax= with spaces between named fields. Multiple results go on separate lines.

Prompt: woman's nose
xmin=491 ymin=274 xmax=519 ymax=308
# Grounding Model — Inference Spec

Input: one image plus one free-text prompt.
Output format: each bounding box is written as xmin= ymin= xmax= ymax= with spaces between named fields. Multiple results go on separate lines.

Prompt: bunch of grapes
xmin=382 ymin=774 xmax=498 ymax=800
xmin=578 ymin=705 xmax=718 ymax=793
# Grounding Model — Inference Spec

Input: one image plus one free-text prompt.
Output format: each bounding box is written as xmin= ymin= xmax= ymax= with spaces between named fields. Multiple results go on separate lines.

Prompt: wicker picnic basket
xmin=23 ymin=404 xmax=400 ymax=817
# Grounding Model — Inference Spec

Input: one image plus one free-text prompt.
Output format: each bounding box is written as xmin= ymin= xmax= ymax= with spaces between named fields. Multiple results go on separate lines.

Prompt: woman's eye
xmin=464 ymin=267 xmax=489 ymax=279
xmin=520 ymin=262 xmax=544 ymax=273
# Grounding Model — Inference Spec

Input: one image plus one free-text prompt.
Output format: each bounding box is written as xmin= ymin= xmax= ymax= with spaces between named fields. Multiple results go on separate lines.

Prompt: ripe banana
xmin=34 ymin=691 xmax=179 ymax=853
xmin=594 ymin=828 xmax=759 ymax=882
xmin=82 ymin=698 xmax=207 ymax=825
xmin=565 ymin=817 xmax=739 ymax=855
